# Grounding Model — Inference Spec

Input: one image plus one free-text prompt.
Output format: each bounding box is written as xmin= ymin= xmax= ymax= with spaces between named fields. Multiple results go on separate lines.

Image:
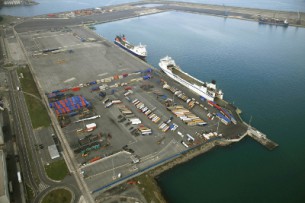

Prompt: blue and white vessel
xmin=159 ymin=56 xmax=223 ymax=101
xmin=114 ymin=35 xmax=147 ymax=59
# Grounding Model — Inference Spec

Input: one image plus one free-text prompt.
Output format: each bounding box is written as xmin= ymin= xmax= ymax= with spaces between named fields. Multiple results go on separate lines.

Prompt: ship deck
xmin=172 ymin=67 xmax=205 ymax=87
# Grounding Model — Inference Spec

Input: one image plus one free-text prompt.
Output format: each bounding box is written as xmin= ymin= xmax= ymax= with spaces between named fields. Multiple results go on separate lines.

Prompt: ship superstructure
xmin=159 ymin=56 xmax=223 ymax=101
xmin=114 ymin=35 xmax=147 ymax=59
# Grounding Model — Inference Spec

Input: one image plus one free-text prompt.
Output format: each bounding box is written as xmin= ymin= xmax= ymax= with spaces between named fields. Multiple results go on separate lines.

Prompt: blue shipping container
xmin=143 ymin=75 xmax=151 ymax=80
xmin=91 ymin=86 xmax=99 ymax=91
xmin=216 ymin=113 xmax=231 ymax=123
xmin=145 ymin=68 xmax=153 ymax=73
xmin=200 ymin=96 xmax=206 ymax=101
xmin=89 ymin=81 xmax=97 ymax=85
xmin=52 ymin=90 xmax=60 ymax=93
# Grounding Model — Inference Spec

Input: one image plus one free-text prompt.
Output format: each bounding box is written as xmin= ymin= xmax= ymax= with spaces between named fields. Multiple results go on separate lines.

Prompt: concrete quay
xmin=247 ymin=126 xmax=279 ymax=150
xmin=141 ymin=1 xmax=305 ymax=27
xmin=13 ymin=24 xmax=249 ymax=198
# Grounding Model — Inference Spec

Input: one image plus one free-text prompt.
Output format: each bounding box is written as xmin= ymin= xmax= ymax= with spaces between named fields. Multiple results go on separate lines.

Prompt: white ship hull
xmin=159 ymin=56 xmax=223 ymax=101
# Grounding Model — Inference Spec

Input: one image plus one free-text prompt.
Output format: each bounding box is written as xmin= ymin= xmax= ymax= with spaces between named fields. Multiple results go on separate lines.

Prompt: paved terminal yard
xmin=18 ymin=26 xmax=248 ymax=196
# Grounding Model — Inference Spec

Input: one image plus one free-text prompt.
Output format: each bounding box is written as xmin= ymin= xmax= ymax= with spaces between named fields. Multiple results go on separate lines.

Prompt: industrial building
xmin=48 ymin=144 xmax=60 ymax=160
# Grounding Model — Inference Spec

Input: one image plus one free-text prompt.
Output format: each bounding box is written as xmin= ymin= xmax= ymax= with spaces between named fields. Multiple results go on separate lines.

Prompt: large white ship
xmin=158 ymin=56 xmax=223 ymax=101
xmin=114 ymin=35 xmax=147 ymax=59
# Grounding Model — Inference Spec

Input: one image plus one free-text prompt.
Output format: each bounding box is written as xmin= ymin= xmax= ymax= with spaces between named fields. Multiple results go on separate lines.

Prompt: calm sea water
xmin=94 ymin=12 xmax=305 ymax=203
xmin=0 ymin=0 xmax=305 ymax=16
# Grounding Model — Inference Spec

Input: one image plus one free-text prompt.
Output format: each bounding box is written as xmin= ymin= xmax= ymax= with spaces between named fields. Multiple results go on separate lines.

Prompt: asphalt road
xmin=6 ymin=69 xmax=82 ymax=203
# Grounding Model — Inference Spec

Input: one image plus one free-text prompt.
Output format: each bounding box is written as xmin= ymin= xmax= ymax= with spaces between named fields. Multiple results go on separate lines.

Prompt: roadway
xmin=6 ymin=64 xmax=82 ymax=202
xmin=15 ymin=31 xmax=96 ymax=203
xmin=8 ymin=71 xmax=80 ymax=202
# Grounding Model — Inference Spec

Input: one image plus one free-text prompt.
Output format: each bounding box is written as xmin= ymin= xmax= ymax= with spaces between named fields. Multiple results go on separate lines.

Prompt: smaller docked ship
xmin=258 ymin=16 xmax=289 ymax=27
xmin=114 ymin=35 xmax=147 ymax=59
xmin=159 ymin=56 xmax=223 ymax=101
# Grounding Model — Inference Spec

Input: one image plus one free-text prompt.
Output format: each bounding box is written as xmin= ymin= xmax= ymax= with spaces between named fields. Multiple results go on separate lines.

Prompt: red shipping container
xmin=124 ymin=86 xmax=132 ymax=90
xmin=60 ymin=88 xmax=69 ymax=92
xmin=71 ymin=87 xmax=80 ymax=92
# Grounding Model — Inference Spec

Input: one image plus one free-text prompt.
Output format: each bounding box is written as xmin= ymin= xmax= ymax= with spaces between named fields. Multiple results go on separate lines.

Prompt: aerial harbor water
xmin=94 ymin=11 xmax=305 ymax=203
xmin=1 ymin=0 xmax=305 ymax=16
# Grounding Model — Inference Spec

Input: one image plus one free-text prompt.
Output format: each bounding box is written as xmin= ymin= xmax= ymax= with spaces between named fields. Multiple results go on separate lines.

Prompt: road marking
xmin=64 ymin=77 xmax=76 ymax=83
xmin=98 ymin=73 xmax=108 ymax=77
xmin=38 ymin=182 xmax=49 ymax=192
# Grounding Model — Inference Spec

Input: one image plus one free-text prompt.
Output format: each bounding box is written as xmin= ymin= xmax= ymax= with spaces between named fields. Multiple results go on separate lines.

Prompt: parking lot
xmin=18 ymin=26 xmax=247 ymax=195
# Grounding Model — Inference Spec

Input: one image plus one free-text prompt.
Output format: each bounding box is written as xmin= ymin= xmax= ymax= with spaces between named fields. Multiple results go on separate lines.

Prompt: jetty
xmin=245 ymin=123 xmax=279 ymax=150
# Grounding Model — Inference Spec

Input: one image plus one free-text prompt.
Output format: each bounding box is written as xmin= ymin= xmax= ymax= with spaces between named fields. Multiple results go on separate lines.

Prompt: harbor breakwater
xmin=11 ymin=0 xmax=305 ymax=32
xmin=142 ymin=1 xmax=305 ymax=27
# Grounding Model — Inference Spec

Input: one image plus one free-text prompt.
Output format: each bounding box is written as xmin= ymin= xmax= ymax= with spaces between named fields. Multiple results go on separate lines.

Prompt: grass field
xmin=25 ymin=184 xmax=34 ymax=202
xmin=17 ymin=67 xmax=51 ymax=128
xmin=42 ymin=188 xmax=72 ymax=203
xmin=45 ymin=159 xmax=69 ymax=181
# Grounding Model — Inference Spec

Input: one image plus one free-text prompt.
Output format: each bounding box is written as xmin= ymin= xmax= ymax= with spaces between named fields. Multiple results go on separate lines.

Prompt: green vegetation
xmin=42 ymin=188 xmax=72 ymax=203
xmin=4 ymin=63 xmax=14 ymax=67
xmin=17 ymin=67 xmax=51 ymax=128
xmin=45 ymin=159 xmax=69 ymax=181
xmin=25 ymin=184 xmax=34 ymax=202
xmin=134 ymin=174 xmax=166 ymax=203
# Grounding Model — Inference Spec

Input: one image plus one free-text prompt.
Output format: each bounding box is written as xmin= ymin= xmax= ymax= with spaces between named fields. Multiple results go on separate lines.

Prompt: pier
xmin=246 ymin=124 xmax=279 ymax=150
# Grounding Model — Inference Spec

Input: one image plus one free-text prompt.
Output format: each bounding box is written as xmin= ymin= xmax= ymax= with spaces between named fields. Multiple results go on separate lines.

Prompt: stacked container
xmin=49 ymin=95 xmax=91 ymax=116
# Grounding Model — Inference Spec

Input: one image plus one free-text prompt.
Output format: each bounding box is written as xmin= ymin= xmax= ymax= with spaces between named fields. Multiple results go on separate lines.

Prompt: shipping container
xmin=148 ymin=114 xmax=156 ymax=119
xmin=71 ymin=87 xmax=80 ymax=92
xmin=91 ymin=86 xmax=99 ymax=91
xmin=162 ymin=125 xmax=169 ymax=132
xmin=181 ymin=141 xmax=189 ymax=148
xmin=159 ymin=123 xmax=166 ymax=129
xmin=89 ymin=81 xmax=97 ymax=85
xmin=143 ymin=75 xmax=151 ymax=80
xmin=153 ymin=117 xmax=160 ymax=123
xmin=145 ymin=110 xmax=151 ymax=115
xmin=111 ymin=100 xmax=122 ymax=104
xmin=105 ymin=102 xmax=113 ymax=108
xmin=102 ymin=98 xmax=110 ymax=104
